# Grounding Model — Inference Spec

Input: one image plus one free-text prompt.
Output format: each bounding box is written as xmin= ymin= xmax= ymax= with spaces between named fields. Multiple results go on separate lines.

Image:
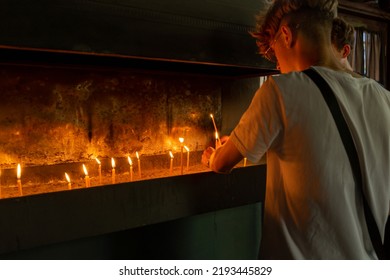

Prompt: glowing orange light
xmin=17 ymin=163 xmax=21 ymax=179
xmin=65 ymin=172 xmax=71 ymax=183
xmin=111 ymin=158 xmax=116 ymax=184
xmin=184 ymin=146 xmax=190 ymax=172
xmin=16 ymin=163 xmax=23 ymax=195
xmin=128 ymin=156 xmax=133 ymax=182
xmin=136 ymin=152 xmax=141 ymax=178
xmin=82 ymin=164 xmax=90 ymax=187
xmin=82 ymin=164 xmax=89 ymax=176
xmin=169 ymin=151 xmax=174 ymax=175
xmin=65 ymin=172 xmax=72 ymax=189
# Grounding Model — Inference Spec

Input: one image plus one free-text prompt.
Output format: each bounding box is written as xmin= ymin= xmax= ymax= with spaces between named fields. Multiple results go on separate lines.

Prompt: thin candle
xmin=111 ymin=158 xmax=116 ymax=184
xmin=184 ymin=146 xmax=190 ymax=172
xmin=136 ymin=151 xmax=141 ymax=178
xmin=83 ymin=164 xmax=90 ymax=187
xmin=128 ymin=156 xmax=133 ymax=182
xmin=210 ymin=113 xmax=221 ymax=146
xmin=169 ymin=151 xmax=174 ymax=175
xmin=16 ymin=163 xmax=22 ymax=196
xmin=95 ymin=158 xmax=102 ymax=185
xmin=210 ymin=113 xmax=218 ymax=134
xmin=243 ymin=157 xmax=247 ymax=167
xmin=179 ymin=137 xmax=184 ymax=175
xmin=215 ymin=131 xmax=220 ymax=148
xmin=65 ymin=172 xmax=72 ymax=190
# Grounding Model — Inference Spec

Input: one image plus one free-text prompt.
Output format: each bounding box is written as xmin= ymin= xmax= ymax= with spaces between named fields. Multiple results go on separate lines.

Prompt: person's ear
xmin=342 ymin=44 xmax=351 ymax=58
xmin=280 ymin=25 xmax=294 ymax=48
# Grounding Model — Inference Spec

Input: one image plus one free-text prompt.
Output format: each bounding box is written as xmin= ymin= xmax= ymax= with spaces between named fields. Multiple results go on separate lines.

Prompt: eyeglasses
xmin=263 ymin=30 xmax=282 ymax=63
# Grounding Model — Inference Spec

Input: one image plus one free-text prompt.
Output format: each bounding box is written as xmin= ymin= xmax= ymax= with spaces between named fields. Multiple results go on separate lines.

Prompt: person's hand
xmin=215 ymin=135 xmax=229 ymax=149
xmin=220 ymin=135 xmax=229 ymax=145
xmin=202 ymin=146 xmax=215 ymax=168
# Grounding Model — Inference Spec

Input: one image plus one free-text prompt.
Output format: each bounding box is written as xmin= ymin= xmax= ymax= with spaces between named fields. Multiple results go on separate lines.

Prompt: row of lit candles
xmin=0 ymin=114 xmax=221 ymax=198
xmin=6 ymin=143 xmax=192 ymax=195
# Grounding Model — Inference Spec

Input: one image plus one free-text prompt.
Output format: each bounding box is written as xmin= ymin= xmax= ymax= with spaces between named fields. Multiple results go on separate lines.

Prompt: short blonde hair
xmin=331 ymin=17 xmax=355 ymax=51
xmin=251 ymin=0 xmax=338 ymax=57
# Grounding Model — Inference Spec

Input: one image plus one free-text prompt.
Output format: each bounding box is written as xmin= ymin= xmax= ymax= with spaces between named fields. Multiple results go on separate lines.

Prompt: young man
xmin=331 ymin=17 xmax=355 ymax=71
xmin=202 ymin=0 xmax=390 ymax=259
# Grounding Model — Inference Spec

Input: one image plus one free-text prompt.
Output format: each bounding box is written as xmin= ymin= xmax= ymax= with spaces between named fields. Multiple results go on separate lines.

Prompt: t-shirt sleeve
xmin=229 ymin=77 xmax=284 ymax=163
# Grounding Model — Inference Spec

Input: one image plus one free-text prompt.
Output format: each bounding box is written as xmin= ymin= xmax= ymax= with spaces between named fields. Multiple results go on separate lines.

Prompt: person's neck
xmin=280 ymin=35 xmax=351 ymax=75
xmin=297 ymin=43 xmax=346 ymax=72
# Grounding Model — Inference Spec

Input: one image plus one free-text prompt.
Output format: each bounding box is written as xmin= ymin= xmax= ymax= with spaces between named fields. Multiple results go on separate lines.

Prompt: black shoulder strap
xmin=303 ymin=68 xmax=385 ymax=259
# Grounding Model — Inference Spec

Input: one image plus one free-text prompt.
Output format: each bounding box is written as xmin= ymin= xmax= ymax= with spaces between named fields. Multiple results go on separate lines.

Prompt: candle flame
xmin=111 ymin=158 xmax=116 ymax=169
xmin=95 ymin=158 xmax=101 ymax=165
xmin=169 ymin=151 xmax=174 ymax=158
xmin=210 ymin=113 xmax=214 ymax=119
xmin=17 ymin=163 xmax=21 ymax=179
xmin=82 ymin=164 xmax=88 ymax=176
xmin=128 ymin=156 xmax=132 ymax=165
xmin=215 ymin=131 xmax=219 ymax=140
xmin=179 ymin=137 xmax=184 ymax=144
xmin=184 ymin=146 xmax=189 ymax=152
xmin=65 ymin=172 xmax=71 ymax=183
xmin=136 ymin=151 xmax=140 ymax=159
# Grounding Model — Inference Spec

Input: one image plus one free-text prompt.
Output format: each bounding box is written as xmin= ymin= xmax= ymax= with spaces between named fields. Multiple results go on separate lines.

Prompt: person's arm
xmin=201 ymin=138 xmax=243 ymax=174
xmin=201 ymin=76 xmax=281 ymax=173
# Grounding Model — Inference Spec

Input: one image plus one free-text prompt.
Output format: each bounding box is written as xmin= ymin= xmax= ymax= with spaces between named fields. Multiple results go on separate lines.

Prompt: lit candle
xmin=215 ymin=131 xmax=220 ymax=148
xmin=128 ymin=156 xmax=133 ymax=182
xmin=179 ymin=137 xmax=184 ymax=175
xmin=210 ymin=113 xmax=221 ymax=146
xmin=82 ymin=164 xmax=90 ymax=187
xmin=111 ymin=158 xmax=116 ymax=184
xmin=17 ymin=163 xmax=22 ymax=196
xmin=169 ymin=151 xmax=174 ymax=175
xmin=65 ymin=172 xmax=72 ymax=190
xmin=243 ymin=157 xmax=247 ymax=167
xmin=184 ymin=146 xmax=190 ymax=172
xmin=136 ymin=151 xmax=141 ymax=178
xmin=95 ymin=158 xmax=102 ymax=185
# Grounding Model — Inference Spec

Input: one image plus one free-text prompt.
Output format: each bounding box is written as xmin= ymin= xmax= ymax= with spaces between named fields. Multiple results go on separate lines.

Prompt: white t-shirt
xmin=230 ymin=66 xmax=390 ymax=259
